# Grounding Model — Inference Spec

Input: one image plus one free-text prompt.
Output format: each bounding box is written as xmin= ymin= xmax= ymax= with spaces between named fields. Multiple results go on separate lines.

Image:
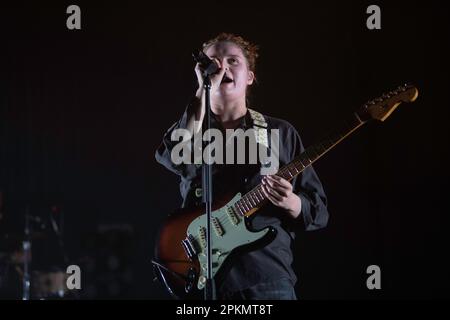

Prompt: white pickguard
xmin=186 ymin=193 xmax=270 ymax=290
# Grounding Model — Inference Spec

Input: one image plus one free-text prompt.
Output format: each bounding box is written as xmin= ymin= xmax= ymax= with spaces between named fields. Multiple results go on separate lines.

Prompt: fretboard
xmin=232 ymin=112 xmax=366 ymax=217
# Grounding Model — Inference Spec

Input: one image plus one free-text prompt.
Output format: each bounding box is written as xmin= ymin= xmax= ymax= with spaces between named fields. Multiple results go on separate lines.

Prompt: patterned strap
xmin=248 ymin=108 xmax=269 ymax=149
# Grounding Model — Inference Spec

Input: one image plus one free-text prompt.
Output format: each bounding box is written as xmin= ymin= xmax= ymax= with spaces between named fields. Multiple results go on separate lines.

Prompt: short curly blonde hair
xmin=202 ymin=33 xmax=259 ymax=74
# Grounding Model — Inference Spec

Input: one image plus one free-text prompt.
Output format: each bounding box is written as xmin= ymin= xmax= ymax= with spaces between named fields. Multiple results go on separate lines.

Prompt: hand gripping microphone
xmin=192 ymin=51 xmax=220 ymax=76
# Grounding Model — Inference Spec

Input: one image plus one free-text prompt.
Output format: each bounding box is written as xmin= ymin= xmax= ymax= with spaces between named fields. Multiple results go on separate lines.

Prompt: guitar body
xmin=153 ymin=192 xmax=276 ymax=299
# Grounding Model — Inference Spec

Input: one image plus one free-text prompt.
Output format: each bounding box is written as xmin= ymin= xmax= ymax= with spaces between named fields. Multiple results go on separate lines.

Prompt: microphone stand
xmin=201 ymin=72 xmax=216 ymax=300
xmin=22 ymin=208 xmax=31 ymax=300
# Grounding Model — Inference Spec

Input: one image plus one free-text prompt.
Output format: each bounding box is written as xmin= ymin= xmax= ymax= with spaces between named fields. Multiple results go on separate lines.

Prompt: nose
xmin=222 ymin=59 xmax=233 ymax=70
xmin=213 ymin=57 xmax=230 ymax=70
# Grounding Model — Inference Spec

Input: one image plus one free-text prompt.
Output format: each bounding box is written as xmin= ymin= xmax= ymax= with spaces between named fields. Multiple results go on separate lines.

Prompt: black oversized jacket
xmin=155 ymin=100 xmax=329 ymax=294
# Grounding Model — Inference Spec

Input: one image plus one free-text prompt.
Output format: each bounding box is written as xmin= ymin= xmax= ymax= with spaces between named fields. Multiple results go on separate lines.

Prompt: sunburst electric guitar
xmin=152 ymin=84 xmax=419 ymax=299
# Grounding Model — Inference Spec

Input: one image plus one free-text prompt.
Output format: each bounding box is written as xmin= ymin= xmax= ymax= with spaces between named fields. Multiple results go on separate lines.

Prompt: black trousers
xmin=219 ymin=278 xmax=297 ymax=300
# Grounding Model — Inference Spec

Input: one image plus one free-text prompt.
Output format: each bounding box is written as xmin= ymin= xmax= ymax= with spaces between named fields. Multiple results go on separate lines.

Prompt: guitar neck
xmin=234 ymin=111 xmax=367 ymax=217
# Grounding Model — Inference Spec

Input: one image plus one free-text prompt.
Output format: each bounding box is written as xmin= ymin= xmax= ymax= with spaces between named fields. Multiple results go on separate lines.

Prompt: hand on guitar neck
xmin=262 ymin=175 xmax=302 ymax=219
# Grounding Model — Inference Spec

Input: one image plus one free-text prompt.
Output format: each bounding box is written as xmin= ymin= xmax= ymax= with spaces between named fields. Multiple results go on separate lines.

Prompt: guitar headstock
xmin=359 ymin=84 xmax=419 ymax=122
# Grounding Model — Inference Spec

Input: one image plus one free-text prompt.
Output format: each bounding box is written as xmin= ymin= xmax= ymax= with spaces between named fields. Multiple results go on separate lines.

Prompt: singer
xmin=155 ymin=33 xmax=329 ymax=300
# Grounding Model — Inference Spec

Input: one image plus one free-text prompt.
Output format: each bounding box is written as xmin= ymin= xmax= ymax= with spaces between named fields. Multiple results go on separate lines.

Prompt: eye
xmin=228 ymin=57 xmax=239 ymax=65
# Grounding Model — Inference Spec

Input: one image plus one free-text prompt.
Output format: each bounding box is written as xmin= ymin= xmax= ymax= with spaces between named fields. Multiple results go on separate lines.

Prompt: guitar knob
xmin=185 ymin=268 xmax=197 ymax=293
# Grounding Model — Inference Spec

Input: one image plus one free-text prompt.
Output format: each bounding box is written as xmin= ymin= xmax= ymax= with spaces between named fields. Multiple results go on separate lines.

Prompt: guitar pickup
xmin=212 ymin=217 xmax=224 ymax=237
xmin=226 ymin=206 xmax=241 ymax=225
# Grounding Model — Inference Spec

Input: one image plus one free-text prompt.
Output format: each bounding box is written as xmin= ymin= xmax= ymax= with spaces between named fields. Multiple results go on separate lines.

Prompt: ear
xmin=247 ymin=71 xmax=255 ymax=85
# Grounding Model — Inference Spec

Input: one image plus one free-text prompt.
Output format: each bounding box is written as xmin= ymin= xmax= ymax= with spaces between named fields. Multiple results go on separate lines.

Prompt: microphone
xmin=192 ymin=51 xmax=220 ymax=76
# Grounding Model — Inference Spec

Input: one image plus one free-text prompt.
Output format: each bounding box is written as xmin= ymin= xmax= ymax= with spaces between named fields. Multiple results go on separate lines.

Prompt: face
xmin=205 ymin=41 xmax=255 ymax=101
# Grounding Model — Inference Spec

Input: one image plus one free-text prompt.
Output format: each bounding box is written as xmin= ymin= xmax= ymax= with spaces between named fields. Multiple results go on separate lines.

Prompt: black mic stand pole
xmin=201 ymin=72 xmax=216 ymax=300
xmin=22 ymin=207 xmax=31 ymax=300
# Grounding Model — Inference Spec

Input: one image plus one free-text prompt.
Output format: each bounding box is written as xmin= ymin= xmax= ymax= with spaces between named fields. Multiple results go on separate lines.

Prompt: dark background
xmin=1 ymin=1 xmax=449 ymax=299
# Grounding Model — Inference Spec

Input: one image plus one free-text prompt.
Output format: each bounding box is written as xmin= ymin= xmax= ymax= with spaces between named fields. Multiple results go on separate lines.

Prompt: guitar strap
xmin=248 ymin=108 xmax=269 ymax=149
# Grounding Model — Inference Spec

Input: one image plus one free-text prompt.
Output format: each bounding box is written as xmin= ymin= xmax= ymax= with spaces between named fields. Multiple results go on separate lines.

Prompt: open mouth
xmin=221 ymin=75 xmax=234 ymax=84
